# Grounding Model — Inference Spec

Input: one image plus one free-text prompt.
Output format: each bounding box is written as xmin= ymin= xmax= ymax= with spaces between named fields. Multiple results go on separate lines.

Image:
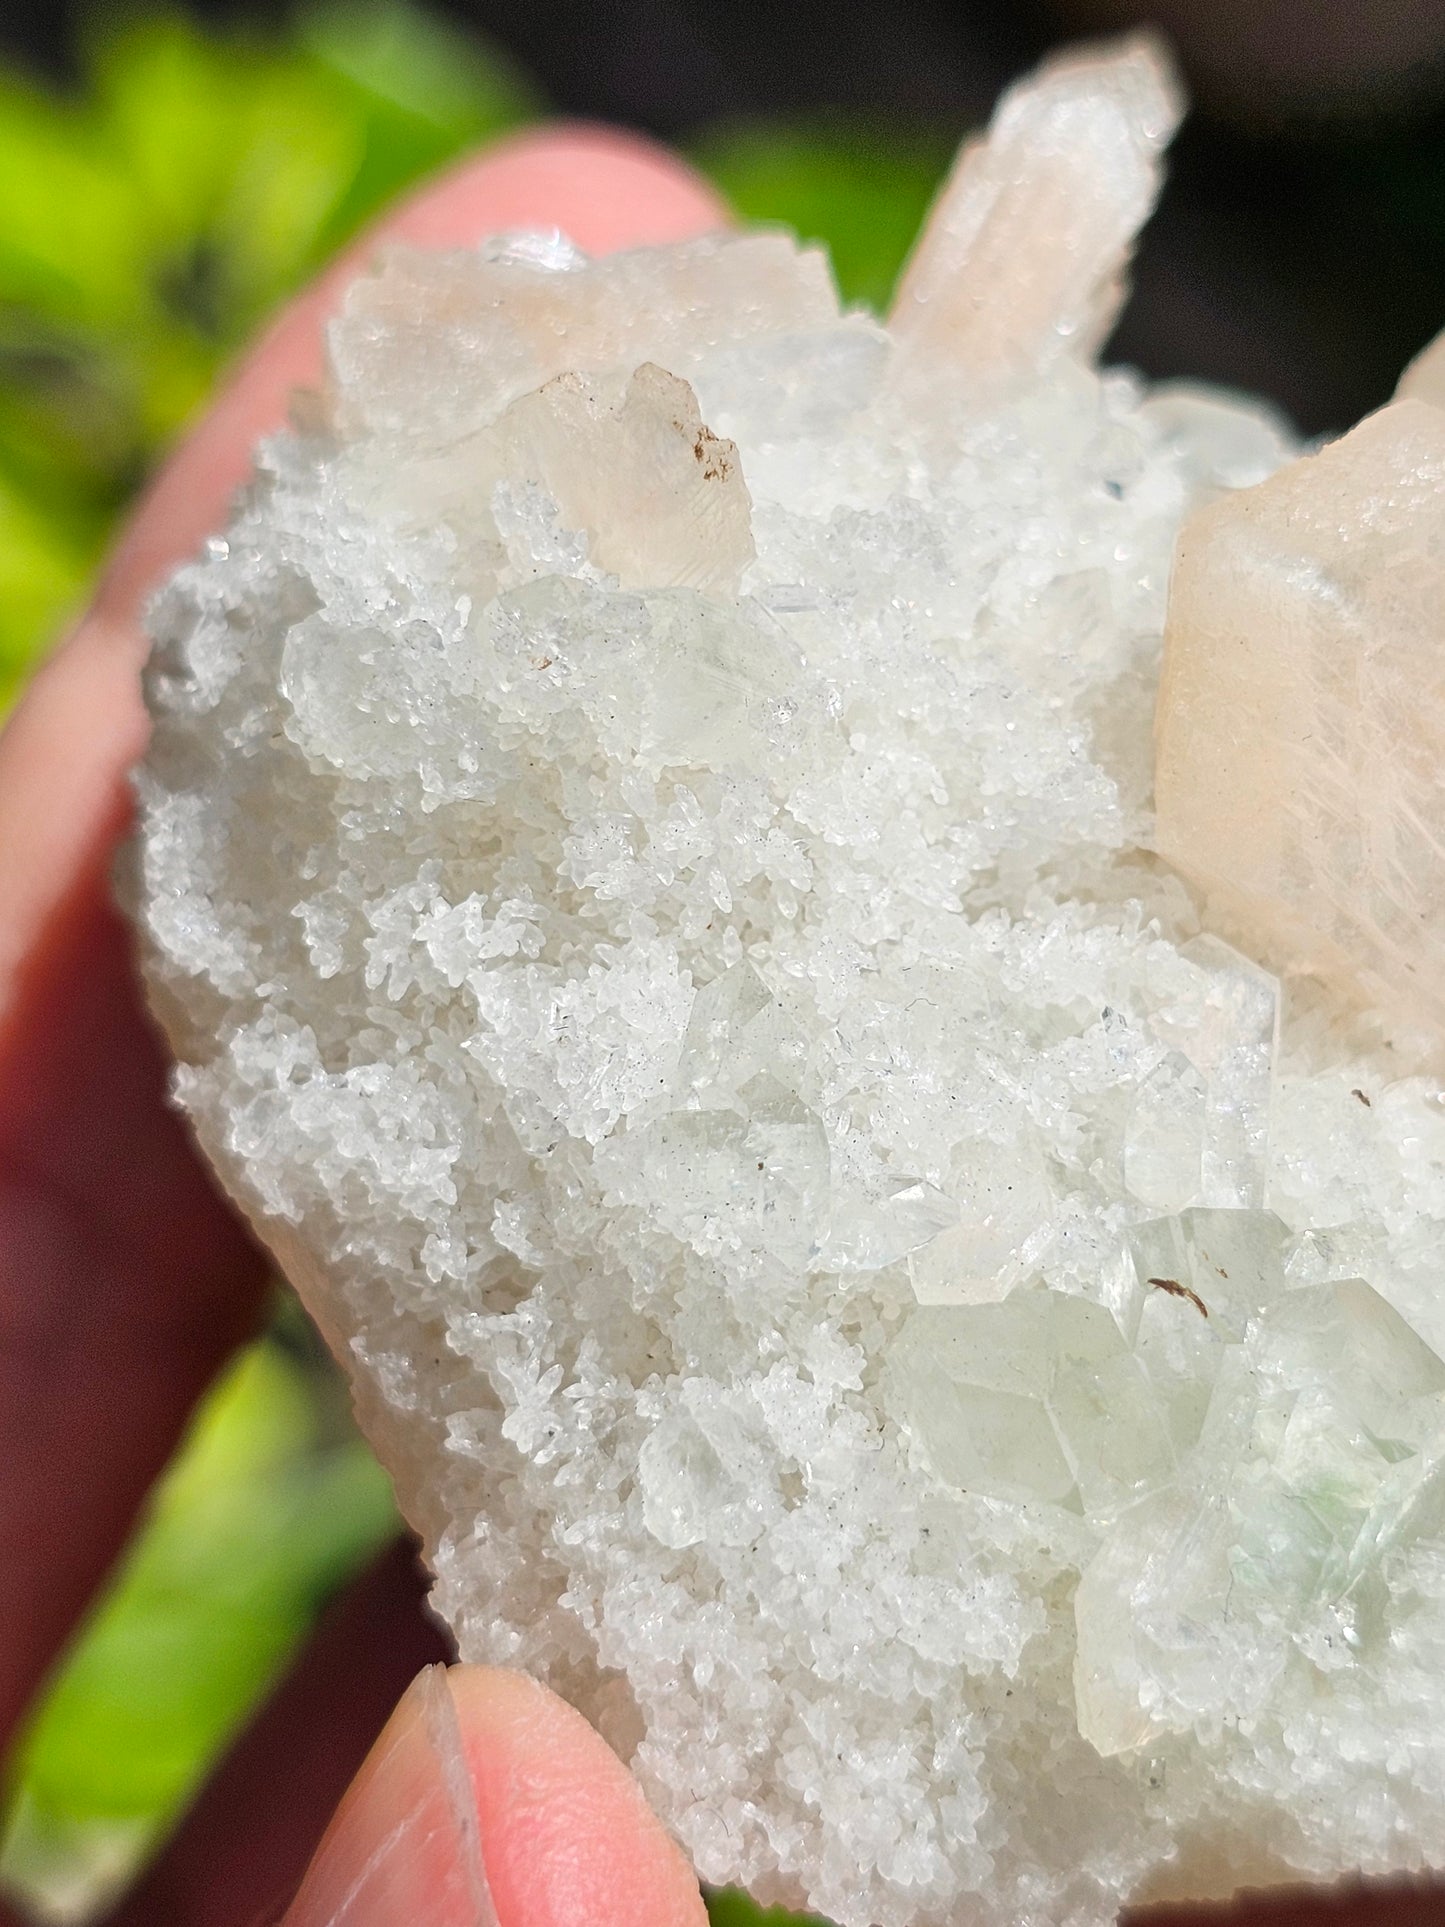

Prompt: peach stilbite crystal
xmin=890 ymin=35 xmax=1181 ymax=385
xmin=1154 ymin=398 xmax=1445 ymax=1044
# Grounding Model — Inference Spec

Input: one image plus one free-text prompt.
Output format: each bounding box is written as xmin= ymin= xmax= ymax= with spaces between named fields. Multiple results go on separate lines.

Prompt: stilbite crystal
xmin=126 ymin=33 xmax=1445 ymax=1927
xmin=1154 ymin=398 xmax=1445 ymax=1046
xmin=890 ymin=34 xmax=1181 ymax=385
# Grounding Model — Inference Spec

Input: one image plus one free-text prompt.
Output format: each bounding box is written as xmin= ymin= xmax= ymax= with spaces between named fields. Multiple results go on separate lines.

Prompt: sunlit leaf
xmin=0 ymin=75 xmax=147 ymax=331
xmin=0 ymin=475 xmax=95 ymax=708
xmin=298 ymin=0 xmax=538 ymax=254
xmin=0 ymin=1339 xmax=397 ymax=1922
xmin=705 ymin=1888 xmax=831 ymax=1927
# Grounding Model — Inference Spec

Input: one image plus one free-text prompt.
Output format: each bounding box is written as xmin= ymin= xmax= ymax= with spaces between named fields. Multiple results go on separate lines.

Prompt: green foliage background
xmin=0 ymin=8 xmax=953 ymax=1918
xmin=1 ymin=1329 xmax=398 ymax=1921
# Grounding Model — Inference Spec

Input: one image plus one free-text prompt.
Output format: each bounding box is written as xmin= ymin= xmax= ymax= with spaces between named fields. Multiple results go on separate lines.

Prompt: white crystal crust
xmin=127 ymin=39 xmax=1445 ymax=1927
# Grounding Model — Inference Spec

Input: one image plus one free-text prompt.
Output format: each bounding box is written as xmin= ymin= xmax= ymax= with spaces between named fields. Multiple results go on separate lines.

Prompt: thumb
xmin=279 ymin=1665 xmax=707 ymax=1927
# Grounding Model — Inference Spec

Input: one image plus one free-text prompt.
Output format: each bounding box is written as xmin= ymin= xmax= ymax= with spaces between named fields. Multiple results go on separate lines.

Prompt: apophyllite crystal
xmin=126 ymin=33 xmax=1445 ymax=1927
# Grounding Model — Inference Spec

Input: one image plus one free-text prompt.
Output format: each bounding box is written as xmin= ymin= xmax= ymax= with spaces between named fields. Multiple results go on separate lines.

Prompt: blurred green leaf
xmin=706 ymin=1888 xmax=832 ymax=1927
xmin=0 ymin=1336 xmax=398 ymax=1922
xmin=0 ymin=73 xmax=148 ymax=333
xmin=0 ymin=475 xmax=98 ymax=705
xmin=300 ymin=0 xmax=539 ymax=249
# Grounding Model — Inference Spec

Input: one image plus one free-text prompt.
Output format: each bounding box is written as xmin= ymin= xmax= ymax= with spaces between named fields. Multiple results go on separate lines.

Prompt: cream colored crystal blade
xmin=889 ymin=34 xmax=1181 ymax=384
xmin=1154 ymin=397 xmax=1445 ymax=1041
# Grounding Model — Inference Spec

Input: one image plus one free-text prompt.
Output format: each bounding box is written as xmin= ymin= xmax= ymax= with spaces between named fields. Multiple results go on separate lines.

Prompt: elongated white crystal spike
xmin=889 ymin=34 xmax=1182 ymax=383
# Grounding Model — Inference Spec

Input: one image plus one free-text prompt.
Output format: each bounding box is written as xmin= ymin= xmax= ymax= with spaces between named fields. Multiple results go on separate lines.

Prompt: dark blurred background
xmin=7 ymin=0 xmax=1445 ymax=437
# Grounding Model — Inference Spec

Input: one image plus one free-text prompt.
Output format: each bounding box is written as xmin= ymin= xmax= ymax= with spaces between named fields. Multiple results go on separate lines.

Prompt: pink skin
xmin=280 ymin=1667 xmax=707 ymax=1927
xmin=0 ymin=129 xmax=720 ymax=1927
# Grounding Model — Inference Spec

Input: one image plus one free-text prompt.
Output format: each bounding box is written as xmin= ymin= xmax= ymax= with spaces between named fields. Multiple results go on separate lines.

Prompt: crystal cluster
xmin=127 ymin=36 xmax=1445 ymax=1927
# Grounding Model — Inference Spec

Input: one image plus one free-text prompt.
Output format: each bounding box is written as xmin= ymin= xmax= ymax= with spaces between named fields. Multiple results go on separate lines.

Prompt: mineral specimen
xmin=126 ymin=33 xmax=1445 ymax=1927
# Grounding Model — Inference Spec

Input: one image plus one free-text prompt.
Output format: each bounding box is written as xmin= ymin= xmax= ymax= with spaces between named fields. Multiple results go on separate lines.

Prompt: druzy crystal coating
xmin=128 ymin=36 xmax=1445 ymax=1927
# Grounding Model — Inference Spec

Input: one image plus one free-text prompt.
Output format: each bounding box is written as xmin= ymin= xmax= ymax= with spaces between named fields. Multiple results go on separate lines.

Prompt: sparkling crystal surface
xmin=126 ymin=36 xmax=1445 ymax=1927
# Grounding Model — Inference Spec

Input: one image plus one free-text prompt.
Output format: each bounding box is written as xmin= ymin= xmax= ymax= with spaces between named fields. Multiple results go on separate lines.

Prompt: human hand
xmin=0 ymin=127 xmax=724 ymax=1927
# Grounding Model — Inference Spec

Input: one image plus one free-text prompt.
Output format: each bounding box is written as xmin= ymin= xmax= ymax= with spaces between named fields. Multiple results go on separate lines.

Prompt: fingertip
xmin=281 ymin=1665 xmax=705 ymax=1927
xmin=387 ymin=124 xmax=730 ymax=254
xmin=447 ymin=1666 xmax=708 ymax=1927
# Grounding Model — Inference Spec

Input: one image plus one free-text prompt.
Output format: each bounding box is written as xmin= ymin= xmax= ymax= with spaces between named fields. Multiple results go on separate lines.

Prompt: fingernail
xmin=282 ymin=1665 xmax=499 ymax=1927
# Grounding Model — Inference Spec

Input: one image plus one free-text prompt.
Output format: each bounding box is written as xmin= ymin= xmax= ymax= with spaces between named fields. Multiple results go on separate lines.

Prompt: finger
xmin=0 ymin=128 xmax=726 ymax=1753
xmin=280 ymin=1665 xmax=707 ymax=1927
xmin=106 ymin=1537 xmax=450 ymax=1927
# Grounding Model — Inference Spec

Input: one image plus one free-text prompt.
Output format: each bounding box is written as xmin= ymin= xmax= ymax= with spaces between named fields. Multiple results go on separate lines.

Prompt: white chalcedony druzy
xmin=127 ymin=32 xmax=1445 ymax=1927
